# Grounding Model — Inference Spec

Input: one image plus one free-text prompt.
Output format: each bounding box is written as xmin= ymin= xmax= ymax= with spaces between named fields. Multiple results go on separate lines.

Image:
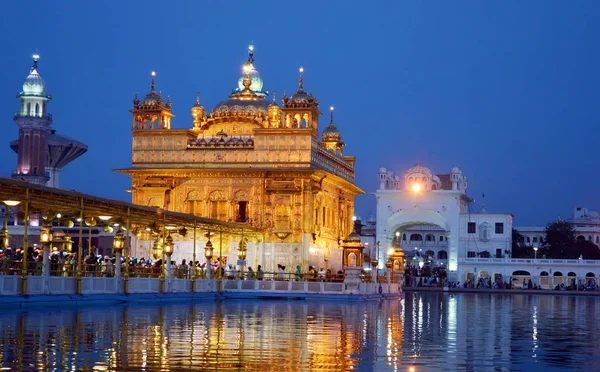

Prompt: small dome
xmin=348 ymin=230 xmax=361 ymax=242
xmin=322 ymin=123 xmax=341 ymax=142
xmin=142 ymin=91 xmax=162 ymax=106
xmin=21 ymin=68 xmax=48 ymax=97
xmin=407 ymin=163 xmax=431 ymax=175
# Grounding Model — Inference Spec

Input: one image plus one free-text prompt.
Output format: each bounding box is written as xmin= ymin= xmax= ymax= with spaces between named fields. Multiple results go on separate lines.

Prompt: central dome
xmin=237 ymin=64 xmax=263 ymax=93
xmin=211 ymin=97 xmax=269 ymax=116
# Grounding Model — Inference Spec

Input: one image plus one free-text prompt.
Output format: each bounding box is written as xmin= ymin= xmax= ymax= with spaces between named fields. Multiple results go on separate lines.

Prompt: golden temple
xmin=116 ymin=44 xmax=363 ymax=272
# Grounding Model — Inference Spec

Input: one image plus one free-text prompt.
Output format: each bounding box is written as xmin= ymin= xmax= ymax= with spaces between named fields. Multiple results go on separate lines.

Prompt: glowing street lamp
xmin=112 ymin=229 xmax=124 ymax=254
xmin=164 ymin=234 xmax=174 ymax=258
xmin=40 ymin=223 xmax=52 ymax=246
xmin=412 ymin=183 xmax=421 ymax=193
xmin=152 ymin=239 xmax=163 ymax=260
xmin=204 ymin=238 xmax=213 ymax=280
xmin=533 ymin=245 xmax=538 ymax=260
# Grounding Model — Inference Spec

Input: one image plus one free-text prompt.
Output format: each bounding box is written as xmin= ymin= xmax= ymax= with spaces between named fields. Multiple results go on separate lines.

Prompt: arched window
xmin=35 ymin=103 xmax=39 ymax=116
xmin=437 ymin=250 xmax=448 ymax=259
xmin=409 ymin=234 xmax=423 ymax=241
xmin=439 ymin=236 xmax=445 ymax=242
xmin=577 ymin=235 xmax=585 ymax=242
xmin=589 ymin=236 xmax=592 ymax=241
xmin=526 ymin=237 xmax=530 ymax=243
xmin=596 ymin=236 xmax=599 ymax=244
xmin=426 ymin=234 xmax=435 ymax=242
xmin=431 ymin=184 xmax=437 ymax=190
xmin=533 ymin=237 xmax=538 ymax=243
xmin=425 ymin=250 xmax=435 ymax=258
xmin=402 ymin=233 xmax=407 ymax=241
xmin=27 ymin=103 xmax=31 ymax=114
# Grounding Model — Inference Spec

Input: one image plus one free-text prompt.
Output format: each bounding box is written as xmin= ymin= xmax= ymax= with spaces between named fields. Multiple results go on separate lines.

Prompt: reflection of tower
xmin=10 ymin=54 xmax=87 ymax=187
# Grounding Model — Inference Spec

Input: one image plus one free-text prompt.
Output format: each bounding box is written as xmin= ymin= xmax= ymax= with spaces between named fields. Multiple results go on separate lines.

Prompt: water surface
xmin=0 ymin=293 xmax=599 ymax=371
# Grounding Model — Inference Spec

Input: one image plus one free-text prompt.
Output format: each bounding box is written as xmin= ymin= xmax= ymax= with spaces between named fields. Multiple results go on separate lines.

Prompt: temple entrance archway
xmin=381 ymin=207 xmax=453 ymax=274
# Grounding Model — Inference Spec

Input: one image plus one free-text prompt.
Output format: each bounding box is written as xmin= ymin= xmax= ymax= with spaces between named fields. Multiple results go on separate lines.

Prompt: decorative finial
xmin=242 ymin=63 xmax=252 ymax=91
xmin=298 ymin=67 xmax=304 ymax=90
xmin=272 ymin=91 xmax=277 ymax=103
xmin=151 ymin=71 xmax=156 ymax=92
xmin=32 ymin=51 xmax=39 ymax=69
xmin=196 ymin=92 xmax=200 ymax=105
xmin=248 ymin=42 xmax=255 ymax=64
xmin=330 ymin=106 xmax=334 ymax=124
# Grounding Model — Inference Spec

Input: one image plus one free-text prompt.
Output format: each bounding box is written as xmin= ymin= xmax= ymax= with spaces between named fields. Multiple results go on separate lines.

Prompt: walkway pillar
xmin=42 ymin=246 xmax=50 ymax=294
xmin=20 ymin=190 xmax=29 ymax=296
xmin=114 ymin=251 xmax=122 ymax=292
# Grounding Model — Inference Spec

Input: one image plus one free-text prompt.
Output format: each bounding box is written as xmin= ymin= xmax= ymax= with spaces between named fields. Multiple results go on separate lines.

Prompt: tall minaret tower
xmin=10 ymin=54 xmax=87 ymax=188
xmin=12 ymin=54 xmax=52 ymax=185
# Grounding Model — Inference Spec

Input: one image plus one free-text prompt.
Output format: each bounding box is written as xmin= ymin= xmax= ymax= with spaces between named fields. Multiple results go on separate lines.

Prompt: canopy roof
xmin=0 ymin=177 xmax=258 ymax=237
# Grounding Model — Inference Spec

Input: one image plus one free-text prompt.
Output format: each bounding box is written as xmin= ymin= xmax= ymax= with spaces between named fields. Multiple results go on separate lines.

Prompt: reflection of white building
xmin=373 ymin=163 xmax=512 ymax=282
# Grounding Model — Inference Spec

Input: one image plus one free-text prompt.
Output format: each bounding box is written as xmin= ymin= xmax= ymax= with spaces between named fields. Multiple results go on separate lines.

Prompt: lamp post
xmin=533 ymin=245 xmax=538 ymax=260
xmin=238 ymin=238 xmax=247 ymax=279
xmin=1 ymin=201 xmax=21 ymax=250
xmin=205 ymin=238 xmax=213 ymax=281
xmin=40 ymin=221 xmax=53 ymax=294
xmin=113 ymin=228 xmax=124 ymax=291
xmin=164 ymin=233 xmax=174 ymax=291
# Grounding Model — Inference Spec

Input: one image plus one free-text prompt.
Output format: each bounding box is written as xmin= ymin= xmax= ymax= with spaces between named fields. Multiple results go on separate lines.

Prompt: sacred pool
xmin=0 ymin=293 xmax=598 ymax=371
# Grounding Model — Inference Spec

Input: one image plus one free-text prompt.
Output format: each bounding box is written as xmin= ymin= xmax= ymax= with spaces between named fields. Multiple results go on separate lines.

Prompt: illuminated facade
xmin=374 ymin=164 xmax=512 ymax=282
xmin=117 ymin=45 xmax=363 ymax=271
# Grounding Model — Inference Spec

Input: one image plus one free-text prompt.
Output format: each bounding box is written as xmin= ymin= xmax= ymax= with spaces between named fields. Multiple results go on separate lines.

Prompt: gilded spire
xmin=151 ymin=71 xmax=156 ymax=92
xmin=242 ymin=63 xmax=252 ymax=92
xmin=196 ymin=92 xmax=201 ymax=105
xmin=248 ymin=42 xmax=254 ymax=64
xmin=329 ymin=106 xmax=334 ymax=125
xmin=270 ymin=91 xmax=278 ymax=105
xmin=32 ymin=51 xmax=39 ymax=70
xmin=298 ymin=67 xmax=304 ymax=90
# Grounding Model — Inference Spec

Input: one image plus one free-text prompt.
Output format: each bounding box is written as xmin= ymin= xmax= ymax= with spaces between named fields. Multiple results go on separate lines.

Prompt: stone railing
xmin=0 ymin=275 xmax=401 ymax=297
xmin=459 ymin=258 xmax=600 ymax=265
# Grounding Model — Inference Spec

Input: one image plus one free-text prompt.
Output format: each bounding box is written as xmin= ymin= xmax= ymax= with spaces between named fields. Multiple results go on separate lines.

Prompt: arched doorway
xmin=552 ymin=271 xmax=564 ymax=288
xmin=512 ymin=270 xmax=531 ymax=289
xmin=383 ymin=208 xmax=451 ymax=275
xmin=539 ymin=271 xmax=550 ymax=289
xmin=586 ymin=272 xmax=596 ymax=285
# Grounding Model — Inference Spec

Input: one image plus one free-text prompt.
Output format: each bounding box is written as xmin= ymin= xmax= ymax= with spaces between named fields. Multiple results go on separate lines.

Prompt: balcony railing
xmin=459 ymin=258 xmax=600 ymax=265
xmin=13 ymin=112 xmax=52 ymax=121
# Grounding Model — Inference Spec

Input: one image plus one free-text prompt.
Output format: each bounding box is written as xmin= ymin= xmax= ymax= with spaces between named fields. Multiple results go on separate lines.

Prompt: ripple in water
xmin=0 ymin=293 xmax=599 ymax=371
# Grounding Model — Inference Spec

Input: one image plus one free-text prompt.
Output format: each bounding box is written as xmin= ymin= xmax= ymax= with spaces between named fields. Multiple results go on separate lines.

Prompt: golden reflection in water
xmin=386 ymin=299 xmax=404 ymax=369
xmin=5 ymin=294 xmax=599 ymax=370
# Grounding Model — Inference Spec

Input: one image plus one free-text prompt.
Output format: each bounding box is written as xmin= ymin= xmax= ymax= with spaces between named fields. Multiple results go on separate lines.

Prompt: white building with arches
xmin=374 ymin=164 xmax=512 ymax=282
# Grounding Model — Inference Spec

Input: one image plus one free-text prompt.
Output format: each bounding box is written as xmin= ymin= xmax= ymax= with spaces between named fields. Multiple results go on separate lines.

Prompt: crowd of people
xmin=0 ymin=247 xmax=351 ymax=282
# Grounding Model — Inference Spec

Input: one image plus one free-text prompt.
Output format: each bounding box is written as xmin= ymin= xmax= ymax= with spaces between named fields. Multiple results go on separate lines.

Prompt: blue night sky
xmin=0 ymin=1 xmax=598 ymax=226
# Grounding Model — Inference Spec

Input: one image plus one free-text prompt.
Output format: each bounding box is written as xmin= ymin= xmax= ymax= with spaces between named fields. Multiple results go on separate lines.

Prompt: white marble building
xmin=516 ymin=207 xmax=600 ymax=246
xmin=366 ymin=163 xmax=600 ymax=285
xmin=372 ymin=163 xmax=513 ymax=281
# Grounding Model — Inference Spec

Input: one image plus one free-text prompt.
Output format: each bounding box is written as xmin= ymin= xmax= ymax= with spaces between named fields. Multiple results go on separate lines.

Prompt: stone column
xmin=114 ymin=252 xmax=122 ymax=293
xmin=42 ymin=245 xmax=50 ymax=294
xmin=166 ymin=258 xmax=172 ymax=292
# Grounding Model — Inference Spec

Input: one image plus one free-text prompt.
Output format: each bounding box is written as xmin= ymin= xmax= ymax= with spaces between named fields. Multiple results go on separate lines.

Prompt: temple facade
xmin=117 ymin=45 xmax=363 ymax=272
